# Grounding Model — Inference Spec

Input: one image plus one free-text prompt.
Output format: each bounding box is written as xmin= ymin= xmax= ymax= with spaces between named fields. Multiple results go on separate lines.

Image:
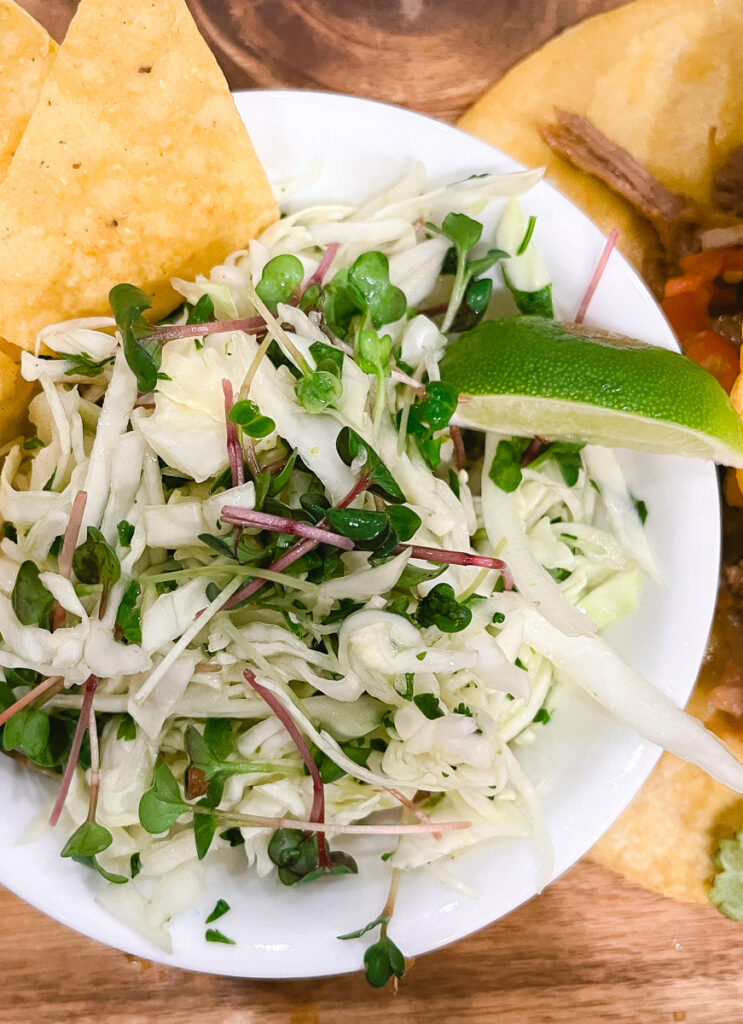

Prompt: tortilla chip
xmin=458 ymin=0 xmax=743 ymax=277
xmin=0 ymin=338 xmax=33 ymax=444
xmin=458 ymin=0 xmax=743 ymax=906
xmin=0 ymin=0 xmax=277 ymax=351
xmin=591 ymin=659 xmax=743 ymax=904
xmin=0 ymin=1 xmax=56 ymax=183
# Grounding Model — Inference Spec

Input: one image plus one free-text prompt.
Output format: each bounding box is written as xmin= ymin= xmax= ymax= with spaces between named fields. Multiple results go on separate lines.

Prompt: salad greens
xmin=1 ymin=163 xmax=701 ymax=985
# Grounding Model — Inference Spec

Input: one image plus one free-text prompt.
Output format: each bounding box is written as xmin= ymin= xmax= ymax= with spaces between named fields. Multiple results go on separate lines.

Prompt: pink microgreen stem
xmin=221 ymin=473 xmax=371 ymax=610
xmin=392 ymin=366 xmax=426 ymax=394
xmin=151 ymin=316 xmax=266 ymax=343
xmin=220 ymin=507 xmax=355 ymax=549
xmin=575 ymin=228 xmax=619 ymax=324
xmin=305 ymin=242 xmax=340 ymax=289
xmin=386 ymin=788 xmax=442 ymax=840
xmin=450 ymin=426 xmax=466 ymax=471
xmin=399 ymin=544 xmax=514 ymax=590
xmin=58 ymin=490 xmax=87 ymax=579
xmin=222 ymin=379 xmax=245 ymax=489
xmin=520 ymin=438 xmax=546 ymax=467
xmin=244 ymin=669 xmax=330 ymax=866
xmin=49 ymin=674 xmax=98 ymax=827
xmin=53 ymin=489 xmax=88 ymax=629
xmin=0 ymin=675 xmax=63 ymax=729
xmin=86 ymin=705 xmax=99 ymax=824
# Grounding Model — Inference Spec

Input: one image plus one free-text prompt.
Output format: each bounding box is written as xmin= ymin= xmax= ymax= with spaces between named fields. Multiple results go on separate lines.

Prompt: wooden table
xmin=9 ymin=2 xmax=743 ymax=1021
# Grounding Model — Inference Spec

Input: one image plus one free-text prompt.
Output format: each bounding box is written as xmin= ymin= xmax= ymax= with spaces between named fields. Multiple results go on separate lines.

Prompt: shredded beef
xmin=540 ymin=110 xmax=743 ymax=293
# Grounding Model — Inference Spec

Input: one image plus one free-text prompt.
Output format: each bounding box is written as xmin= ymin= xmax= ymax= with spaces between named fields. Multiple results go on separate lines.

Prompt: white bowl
xmin=0 ymin=90 xmax=720 ymax=978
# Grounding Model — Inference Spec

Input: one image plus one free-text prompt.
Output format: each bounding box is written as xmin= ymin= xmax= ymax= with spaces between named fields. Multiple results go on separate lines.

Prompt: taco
xmin=459 ymin=0 xmax=743 ymax=905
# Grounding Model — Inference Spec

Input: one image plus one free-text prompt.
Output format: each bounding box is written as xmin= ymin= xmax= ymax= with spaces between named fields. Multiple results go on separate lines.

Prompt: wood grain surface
xmin=9 ymin=2 xmax=743 ymax=1022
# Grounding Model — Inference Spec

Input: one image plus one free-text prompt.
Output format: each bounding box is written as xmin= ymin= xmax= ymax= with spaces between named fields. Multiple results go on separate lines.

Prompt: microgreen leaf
xmin=57 ymin=352 xmax=115 ymax=378
xmin=228 ymin=399 xmax=276 ymax=438
xmin=11 ymin=560 xmax=54 ymax=628
xmin=203 ymin=718 xmax=233 ymax=761
xmin=194 ymin=805 xmax=217 ymax=860
xmin=219 ymin=828 xmax=245 ymax=847
xmin=322 ymin=267 xmax=359 ymax=338
xmin=335 ymin=427 xmax=405 ymax=503
xmin=70 ymin=855 xmax=128 ymax=885
xmin=437 ymin=212 xmax=482 ymax=251
xmin=184 ymin=724 xmax=289 ymax=784
xmin=109 ymin=283 xmax=160 ymax=393
xmin=408 ymin=381 xmax=458 ymax=432
xmin=309 ymin=341 xmax=344 ymax=378
xmin=256 ymin=254 xmax=304 ymax=313
xmin=61 ymin=821 xmax=112 ymax=859
xmin=488 ymin=437 xmax=531 ymax=493
xmin=364 ymin=936 xmax=406 ymax=988
xmin=348 ymin=251 xmax=407 ymax=329
xmin=116 ymin=714 xmax=137 ymax=741
xmin=268 ymin=828 xmax=319 ymax=886
xmin=3 ymin=707 xmax=50 ymax=760
xmin=300 ymin=283 xmax=322 ymax=312
xmin=529 ymin=441 xmax=584 ymax=486
xmin=309 ymin=743 xmax=372 ymax=784
xmin=415 ymin=582 xmax=472 ymax=633
xmin=115 ymin=580 xmax=141 ymax=645
xmin=117 ymin=520 xmax=135 ymax=547
xmin=268 ymin=829 xmax=357 ymax=886
xmin=130 ymin=852 xmax=142 ymax=878
xmin=413 ymin=693 xmax=445 ymax=720
xmin=405 ymin=381 xmax=459 ymax=470
xmin=4 ymin=667 xmax=41 ymax=689
xmin=357 ymin=328 xmax=392 ymax=378
xmin=22 ymin=435 xmax=46 ymax=451
xmin=533 ymin=707 xmax=551 ymax=724
xmin=186 ymin=294 xmax=215 ymax=325
xmin=295 ymin=370 xmax=343 ymax=414
xmin=138 ymin=760 xmax=189 ymax=833
xmin=205 ymin=898 xmax=231 ymax=924
xmin=72 ymin=527 xmax=121 ymax=588
xmin=395 ymin=562 xmax=446 ymax=589
xmin=386 ymin=505 xmax=421 ymax=541
xmin=451 ymin=276 xmax=492 ymax=332
xmin=501 ymin=267 xmax=553 ymax=317
xmin=325 ymin=508 xmax=389 ymax=547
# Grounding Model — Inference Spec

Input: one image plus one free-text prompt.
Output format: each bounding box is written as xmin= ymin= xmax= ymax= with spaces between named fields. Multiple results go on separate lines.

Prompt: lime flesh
xmin=440 ymin=316 xmax=743 ymax=468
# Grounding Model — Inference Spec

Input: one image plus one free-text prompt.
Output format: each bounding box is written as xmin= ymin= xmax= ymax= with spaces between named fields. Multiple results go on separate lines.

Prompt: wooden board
xmin=7 ymin=2 xmax=743 ymax=1021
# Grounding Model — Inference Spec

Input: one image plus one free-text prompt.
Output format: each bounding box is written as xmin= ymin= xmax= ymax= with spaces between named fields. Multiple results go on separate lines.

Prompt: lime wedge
xmin=440 ymin=316 xmax=743 ymax=467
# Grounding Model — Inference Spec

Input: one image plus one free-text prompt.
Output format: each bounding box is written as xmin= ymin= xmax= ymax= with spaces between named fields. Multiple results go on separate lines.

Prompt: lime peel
xmin=441 ymin=316 xmax=743 ymax=468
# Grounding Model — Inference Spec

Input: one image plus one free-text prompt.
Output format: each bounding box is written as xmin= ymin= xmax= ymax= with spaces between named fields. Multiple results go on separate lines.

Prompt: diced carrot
xmin=661 ymin=287 xmax=712 ymax=338
xmin=680 ymin=247 xmax=743 ymax=279
xmin=683 ymin=330 xmax=740 ymax=393
xmin=664 ymin=273 xmax=706 ymax=297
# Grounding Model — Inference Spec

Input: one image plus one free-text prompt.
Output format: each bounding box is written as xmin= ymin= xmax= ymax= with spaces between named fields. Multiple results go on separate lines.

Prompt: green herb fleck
xmin=205 ymin=928 xmax=236 ymax=946
xmin=206 ymin=899 xmax=231 ymax=924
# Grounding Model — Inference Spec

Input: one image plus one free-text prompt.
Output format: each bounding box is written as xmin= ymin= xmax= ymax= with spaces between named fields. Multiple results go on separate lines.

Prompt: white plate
xmin=0 ymin=90 xmax=720 ymax=978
